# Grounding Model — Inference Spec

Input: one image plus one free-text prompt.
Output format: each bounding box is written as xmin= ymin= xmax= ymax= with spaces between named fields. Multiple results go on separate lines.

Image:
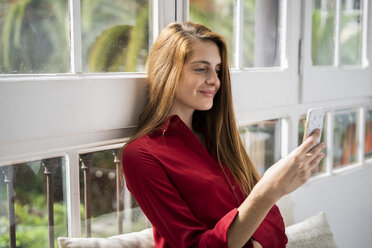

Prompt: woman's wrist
xmin=251 ymin=178 xmax=282 ymax=205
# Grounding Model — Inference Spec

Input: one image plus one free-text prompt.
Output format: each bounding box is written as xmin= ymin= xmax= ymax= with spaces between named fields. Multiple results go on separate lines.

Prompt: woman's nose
xmin=206 ymin=70 xmax=219 ymax=85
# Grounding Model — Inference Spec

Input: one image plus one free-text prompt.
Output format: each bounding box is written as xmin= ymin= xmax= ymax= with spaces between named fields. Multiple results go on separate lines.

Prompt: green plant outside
xmin=0 ymin=196 xmax=66 ymax=248
xmin=0 ymin=0 xmax=149 ymax=73
xmin=0 ymin=0 xmax=69 ymax=73
xmin=312 ymin=9 xmax=362 ymax=65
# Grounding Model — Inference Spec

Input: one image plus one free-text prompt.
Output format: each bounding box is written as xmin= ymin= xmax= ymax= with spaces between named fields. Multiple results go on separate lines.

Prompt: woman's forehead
xmin=186 ymin=40 xmax=221 ymax=65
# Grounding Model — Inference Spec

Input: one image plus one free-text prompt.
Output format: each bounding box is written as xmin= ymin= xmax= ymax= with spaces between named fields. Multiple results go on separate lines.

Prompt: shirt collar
xmin=155 ymin=115 xmax=183 ymax=134
xmin=152 ymin=114 xmax=211 ymax=152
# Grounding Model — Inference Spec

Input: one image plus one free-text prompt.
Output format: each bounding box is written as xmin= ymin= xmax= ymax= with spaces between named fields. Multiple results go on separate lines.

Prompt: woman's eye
xmin=194 ymin=68 xmax=207 ymax=73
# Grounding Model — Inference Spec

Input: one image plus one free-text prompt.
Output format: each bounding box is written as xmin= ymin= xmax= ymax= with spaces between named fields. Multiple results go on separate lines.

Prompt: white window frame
xmin=0 ymin=0 xmax=176 ymax=162
xmin=300 ymin=0 xmax=372 ymax=103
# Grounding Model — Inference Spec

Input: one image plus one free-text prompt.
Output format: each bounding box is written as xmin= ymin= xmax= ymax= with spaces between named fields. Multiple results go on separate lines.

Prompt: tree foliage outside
xmin=0 ymin=0 xmax=364 ymax=73
xmin=81 ymin=0 xmax=149 ymax=72
xmin=0 ymin=196 xmax=67 ymax=248
xmin=0 ymin=0 xmax=149 ymax=73
xmin=312 ymin=1 xmax=362 ymax=66
xmin=0 ymin=0 xmax=69 ymax=73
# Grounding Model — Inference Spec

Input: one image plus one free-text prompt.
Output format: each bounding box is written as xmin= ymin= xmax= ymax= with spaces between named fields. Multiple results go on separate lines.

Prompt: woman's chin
xmin=196 ymin=104 xmax=213 ymax=111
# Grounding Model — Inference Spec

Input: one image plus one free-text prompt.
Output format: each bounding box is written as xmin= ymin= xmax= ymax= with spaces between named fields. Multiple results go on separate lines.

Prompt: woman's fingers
xmin=299 ymin=129 xmax=322 ymax=154
xmin=309 ymin=152 xmax=325 ymax=169
xmin=262 ymin=133 xmax=326 ymax=198
xmin=305 ymin=142 xmax=326 ymax=161
xmin=292 ymin=141 xmax=325 ymax=184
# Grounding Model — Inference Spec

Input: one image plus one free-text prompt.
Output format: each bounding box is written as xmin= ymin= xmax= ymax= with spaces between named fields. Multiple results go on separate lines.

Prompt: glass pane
xmin=333 ymin=110 xmax=357 ymax=168
xmin=239 ymin=119 xmax=281 ymax=175
xmin=189 ymin=0 xmax=235 ymax=67
xmin=0 ymin=157 xmax=68 ymax=247
xmin=0 ymin=0 xmax=69 ymax=73
xmin=340 ymin=0 xmax=362 ymax=65
xmin=81 ymin=0 xmax=150 ymax=72
xmin=243 ymin=0 xmax=281 ymax=67
xmin=298 ymin=114 xmax=327 ymax=174
xmin=79 ymin=149 xmax=150 ymax=237
xmin=365 ymin=109 xmax=372 ymax=159
xmin=312 ymin=0 xmax=336 ymax=66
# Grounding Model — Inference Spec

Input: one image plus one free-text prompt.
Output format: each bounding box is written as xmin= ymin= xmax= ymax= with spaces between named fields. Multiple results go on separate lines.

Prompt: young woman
xmin=122 ymin=22 xmax=325 ymax=248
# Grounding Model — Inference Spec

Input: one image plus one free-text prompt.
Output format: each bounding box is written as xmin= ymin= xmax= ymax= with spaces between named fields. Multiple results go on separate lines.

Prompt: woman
xmin=122 ymin=22 xmax=325 ymax=248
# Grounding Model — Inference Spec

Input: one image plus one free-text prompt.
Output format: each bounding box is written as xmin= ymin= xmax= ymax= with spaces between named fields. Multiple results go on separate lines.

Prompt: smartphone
xmin=303 ymin=108 xmax=325 ymax=148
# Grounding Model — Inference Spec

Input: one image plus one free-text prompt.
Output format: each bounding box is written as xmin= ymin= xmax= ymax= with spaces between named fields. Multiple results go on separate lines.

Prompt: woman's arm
xmin=227 ymin=129 xmax=325 ymax=248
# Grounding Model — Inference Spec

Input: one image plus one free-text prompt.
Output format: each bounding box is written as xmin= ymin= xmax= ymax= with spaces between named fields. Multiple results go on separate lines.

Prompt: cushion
xmin=57 ymin=228 xmax=155 ymax=248
xmin=286 ymin=212 xmax=338 ymax=248
xmin=58 ymin=212 xmax=337 ymax=248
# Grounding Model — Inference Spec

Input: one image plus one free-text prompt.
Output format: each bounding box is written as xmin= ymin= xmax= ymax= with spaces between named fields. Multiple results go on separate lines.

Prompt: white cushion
xmin=58 ymin=212 xmax=337 ymax=248
xmin=57 ymin=228 xmax=155 ymax=248
xmin=286 ymin=212 xmax=338 ymax=248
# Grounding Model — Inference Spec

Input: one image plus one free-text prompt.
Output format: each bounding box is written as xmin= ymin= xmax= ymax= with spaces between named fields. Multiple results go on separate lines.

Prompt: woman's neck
xmin=169 ymin=108 xmax=194 ymax=131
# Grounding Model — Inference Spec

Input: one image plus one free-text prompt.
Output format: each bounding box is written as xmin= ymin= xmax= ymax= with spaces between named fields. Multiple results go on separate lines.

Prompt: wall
xmin=279 ymin=163 xmax=372 ymax=248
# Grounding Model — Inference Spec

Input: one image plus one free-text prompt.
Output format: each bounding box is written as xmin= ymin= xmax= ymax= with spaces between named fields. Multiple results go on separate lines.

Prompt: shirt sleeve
xmin=251 ymin=204 xmax=288 ymax=248
xmin=122 ymin=140 xmax=240 ymax=248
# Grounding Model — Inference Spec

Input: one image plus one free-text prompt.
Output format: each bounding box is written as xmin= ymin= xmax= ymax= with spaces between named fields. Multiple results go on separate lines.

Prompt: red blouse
xmin=122 ymin=115 xmax=287 ymax=247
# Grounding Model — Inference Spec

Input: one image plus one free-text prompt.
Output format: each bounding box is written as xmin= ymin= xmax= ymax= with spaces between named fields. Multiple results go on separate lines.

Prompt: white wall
xmin=0 ymin=77 xmax=146 ymax=163
xmin=278 ymin=163 xmax=372 ymax=248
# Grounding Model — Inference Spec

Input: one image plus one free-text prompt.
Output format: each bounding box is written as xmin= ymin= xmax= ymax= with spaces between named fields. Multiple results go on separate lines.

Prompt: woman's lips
xmin=199 ymin=90 xmax=214 ymax=97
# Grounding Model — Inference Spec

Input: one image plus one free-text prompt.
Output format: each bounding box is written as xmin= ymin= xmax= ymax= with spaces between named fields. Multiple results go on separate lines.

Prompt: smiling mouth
xmin=199 ymin=90 xmax=214 ymax=97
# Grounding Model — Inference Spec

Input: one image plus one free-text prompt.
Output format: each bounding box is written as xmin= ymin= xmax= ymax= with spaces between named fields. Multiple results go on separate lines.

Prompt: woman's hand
xmin=255 ymin=129 xmax=326 ymax=202
xmin=227 ymin=129 xmax=325 ymax=248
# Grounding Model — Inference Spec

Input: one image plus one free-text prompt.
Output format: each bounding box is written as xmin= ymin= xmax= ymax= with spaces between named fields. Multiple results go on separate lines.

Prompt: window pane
xmin=79 ymin=149 xmax=150 ymax=237
xmin=365 ymin=109 xmax=372 ymax=159
xmin=333 ymin=109 xmax=357 ymax=168
xmin=189 ymin=0 xmax=235 ymax=67
xmin=340 ymin=0 xmax=362 ymax=65
xmin=298 ymin=114 xmax=327 ymax=174
xmin=243 ymin=0 xmax=281 ymax=67
xmin=81 ymin=0 xmax=150 ymax=72
xmin=312 ymin=0 xmax=336 ymax=66
xmin=0 ymin=157 xmax=68 ymax=247
xmin=0 ymin=0 xmax=69 ymax=73
xmin=239 ymin=119 xmax=281 ymax=175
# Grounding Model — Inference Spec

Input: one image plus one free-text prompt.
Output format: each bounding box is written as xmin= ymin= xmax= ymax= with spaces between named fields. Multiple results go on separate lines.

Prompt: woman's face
xmin=172 ymin=40 xmax=221 ymax=117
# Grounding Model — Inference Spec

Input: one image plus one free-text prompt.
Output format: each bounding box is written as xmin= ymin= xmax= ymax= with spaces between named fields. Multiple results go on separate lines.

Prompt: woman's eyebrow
xmin=190 ymin=60 xmax=221 ymax=66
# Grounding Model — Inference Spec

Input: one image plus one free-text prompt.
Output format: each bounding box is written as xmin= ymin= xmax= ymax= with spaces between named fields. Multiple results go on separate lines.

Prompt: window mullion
xmin=176 ymin=0 xmax=189 ymax=22
xmin=361 ymin=0 xmax=369 ymax=67
xmin=69 ymin=0 xmax=83 ymax=73
xmin=154 ymin=0 xmax=176 ymax=41
xmin=234 ymin=0 xmax=243 ymax=69
xmin=326 ymin=111 xmax=334 ymax=174
xmin=66 ymin=151 xmax=82 ymax=238
xmin=280 ymin=0 xmax=288 ymax=68
xmin=357 ymin=107 xmax=366 ymax=165
xmin=334 ymin=0 xmax=341 ymax=67
xmin=151 ymin=0 xmax=159 ymax=43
